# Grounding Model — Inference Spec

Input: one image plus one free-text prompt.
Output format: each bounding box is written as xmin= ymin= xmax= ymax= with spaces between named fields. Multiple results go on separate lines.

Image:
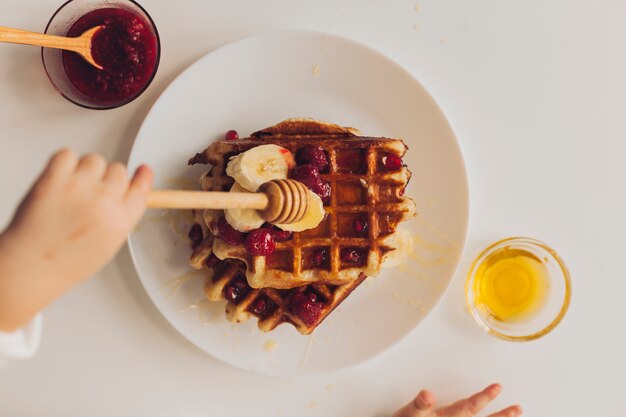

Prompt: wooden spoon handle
xmin=147 ymin=190 xmax=269 ymax=210
xmin=0 ymin=26 xmax=86 ymax=52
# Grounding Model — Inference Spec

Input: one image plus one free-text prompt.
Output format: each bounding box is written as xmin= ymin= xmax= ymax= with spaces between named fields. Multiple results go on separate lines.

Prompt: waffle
xmin=189 ymin=119 xmax=417 ymax=290
xmin=199 ymin=257 xmax=366 ymax=334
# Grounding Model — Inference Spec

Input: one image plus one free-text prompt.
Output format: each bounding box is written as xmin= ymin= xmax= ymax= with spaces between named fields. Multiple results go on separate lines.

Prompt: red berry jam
xmin=224 ymin=276 xmax=251 ymax=304
xmin=315 ymin=182 xmax=331 ymax=205
xmin=251 ymin=298 xmax=267 ymax=315
xmin=290 ymin=164 xmax=331 ymax=204
xmin=262 ymin=224 xmax=292 ymax=241
xmin=245 ymin=229 xmax=276 ymax=256
xmin=291 ymin=291 xmax=323 ymax=326
xmin=341 ymin=248 xmax=362 ymax=264
xmin=296 ymin=146 xmax=329 ymax=172
xmin=291 ymin=164 xmax=318 ymax=186
xmin=217 ymin=217 xmax=246 ymax=245
xmin=272 ymin=230 xmax=292 ymax=241
xmin=224 ymin=286 xmax=238 ymax=303
xmin=250 ymin=296 xmax=275 ymax=317
xmin=352 ymin=218 xmax=368 ymax=235
xmin=62 ymin=8 xmax=159 ymax=107
xmin=383 ymin=154 xmax=403 ymax=171
xmin=312 ymin=248 xmax=329 ymax=267
xmin=225 ymin=130 xmax=239 ymax=140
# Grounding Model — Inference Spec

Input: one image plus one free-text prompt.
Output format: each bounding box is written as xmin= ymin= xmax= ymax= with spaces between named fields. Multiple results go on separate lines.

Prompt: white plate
xmin=127 ymin=31 xmax=469 ymax=374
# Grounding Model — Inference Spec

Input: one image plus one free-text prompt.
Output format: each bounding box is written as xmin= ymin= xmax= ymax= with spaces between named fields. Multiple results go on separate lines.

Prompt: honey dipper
xmin=147 ymin=179 xmax=309 ymax=224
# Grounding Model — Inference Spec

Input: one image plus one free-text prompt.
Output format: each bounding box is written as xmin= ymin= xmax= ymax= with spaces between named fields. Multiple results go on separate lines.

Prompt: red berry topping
xmin=251 ymin=297 xmax=272 ymax=316
xmin=315 ymin=181 xmax=331 ymax=205
xmin=352 ymin=218 xmax=368 ymax=235
xmin=312 ymin=248 xmax=329 ymax=267
xmin=262 ymin=224 xmax=293 ymax=241
xmin=291 ymin=164 xmax=320 ymax=185
xmin=252 ymin=298 xmax=266 ymax=315
xmin=217 ymin=216 xmax=246 ymax=245
xmin=341 ymin=248 xmax=362 ymax=264
xmin=224 ymin=277 xmax=251 ymax=304
xmin=383 ymin=154 xmax=403 ymax=170
xmin=245 ymin=229 xmax=276 ymax=256
xmin=225 ymin=130 xmax=239 ymax=140
xmin=290 ymin=164 xmax=331 ymax=204
xmin=224 ymin=286 xmax=239 ymax=303
xmin=291 ymin=291 xmax=323 ymax=326
xmin=271 ymin=229 xmax=292 ymax=241
xmin=205 ymin=253 xmax=220 ymax=268
xmin=188 ymin=224 xmax=203 ymax=244
xmin=296 ymin=146 xmax=329 ymax=172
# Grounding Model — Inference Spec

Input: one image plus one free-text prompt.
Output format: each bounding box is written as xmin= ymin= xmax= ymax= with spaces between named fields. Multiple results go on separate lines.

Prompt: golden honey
xmin=472 ymin=248 xmax=550 ymax=323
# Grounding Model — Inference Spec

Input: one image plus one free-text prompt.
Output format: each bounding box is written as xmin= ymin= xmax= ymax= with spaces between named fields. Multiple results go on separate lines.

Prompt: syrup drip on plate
xmin=158 ymin=269 xmax=205 ymax=298
xmin=134 ymin=209 xmax=195 ymax=242
xmin=178 ymin=299 xmax=217 ymax=325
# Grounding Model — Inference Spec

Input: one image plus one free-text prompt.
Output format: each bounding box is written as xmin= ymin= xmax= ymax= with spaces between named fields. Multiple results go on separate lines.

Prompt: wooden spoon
xmin=147 ymin=179 xmax=310 ymax=224
xmin=0 ymin=25 xmax=103 ymax=69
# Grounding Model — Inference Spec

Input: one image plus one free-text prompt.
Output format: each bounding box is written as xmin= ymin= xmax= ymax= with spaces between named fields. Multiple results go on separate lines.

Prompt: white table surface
xmin=1 ymin=1 xmax=624 ymax=416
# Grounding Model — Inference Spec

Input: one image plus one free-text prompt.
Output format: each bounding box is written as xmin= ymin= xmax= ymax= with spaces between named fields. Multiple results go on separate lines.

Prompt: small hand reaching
xmin=0 ymin=149 xmax=153 ymax=332
xmin=392 ymin=384 xmax=522 ymax=417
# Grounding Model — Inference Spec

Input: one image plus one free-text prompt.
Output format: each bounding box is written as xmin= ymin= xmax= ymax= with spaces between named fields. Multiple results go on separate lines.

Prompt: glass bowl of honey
xmin=466 ymin=237 xmax=571 ymax=341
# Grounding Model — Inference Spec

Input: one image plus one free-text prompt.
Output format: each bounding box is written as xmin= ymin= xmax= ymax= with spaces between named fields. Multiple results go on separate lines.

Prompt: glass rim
xmin=41 ymin=0 xmax=161 ymax=110
xmin=465 ymin=236 xmax=571 ymax=342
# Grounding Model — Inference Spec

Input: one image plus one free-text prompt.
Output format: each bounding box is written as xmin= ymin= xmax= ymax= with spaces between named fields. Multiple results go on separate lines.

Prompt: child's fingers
xmin=486 ymin=405 xmax=522 ymax=417
xmin=75 ymin=153 xmax=107 ymax=180
xmin=124 ymin=164 xmax=153 ymax=222
xmin=41 ymin=149 xmax=78 ymax=182
xmin=102 ymin=162 xmax=129 ymax=195
xmin=440 ymin=384 xmax=501 ymax=417
xmin=392 ymin=390 xmax=436 ymax=417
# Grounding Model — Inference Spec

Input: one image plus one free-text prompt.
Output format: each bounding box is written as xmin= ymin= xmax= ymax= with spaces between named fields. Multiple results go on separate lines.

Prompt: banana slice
xmin=224 ymin=183 xmax=266 ymax=232
xmin=225 ymin=144 xmax=295 ymax=192
xmin=275 ymin=190 xmax=325 ymax=232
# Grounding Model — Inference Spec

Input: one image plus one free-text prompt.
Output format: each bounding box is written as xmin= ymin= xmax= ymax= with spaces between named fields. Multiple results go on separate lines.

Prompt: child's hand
xmin=392 ymin=384 xmax=522 ymax=417
xmin=0 ymin=150 xmax=153 ymax=332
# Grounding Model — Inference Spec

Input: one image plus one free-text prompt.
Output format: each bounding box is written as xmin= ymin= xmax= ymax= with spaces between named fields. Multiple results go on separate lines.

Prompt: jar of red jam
xmin=42 ymin=0 xmax=160 ymax=109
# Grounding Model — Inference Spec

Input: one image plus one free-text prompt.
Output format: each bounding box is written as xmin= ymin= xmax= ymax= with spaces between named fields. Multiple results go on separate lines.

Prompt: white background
xmin=1 ymin=0 xmax=624 ymax=416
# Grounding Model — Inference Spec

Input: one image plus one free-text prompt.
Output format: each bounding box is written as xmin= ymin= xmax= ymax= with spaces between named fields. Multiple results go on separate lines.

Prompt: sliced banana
xmin=275 ymin=190 xmax=325 ymax=232
xmin=225 ymin=144 xmax=295 ymax=192
xmin=224 ymin=183 xmax=266 ymax=232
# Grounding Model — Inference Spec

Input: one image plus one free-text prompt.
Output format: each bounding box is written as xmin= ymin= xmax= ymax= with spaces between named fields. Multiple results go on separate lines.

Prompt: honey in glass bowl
xmin=472 ymin=247 xmax=550 ymax=323
xmin=466 ymin=237 xmax=571 ymax=341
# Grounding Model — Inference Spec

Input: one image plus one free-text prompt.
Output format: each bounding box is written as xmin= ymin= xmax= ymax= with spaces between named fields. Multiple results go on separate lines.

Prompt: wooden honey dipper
xmin=147 ymin=179 xmax=309 ymax=224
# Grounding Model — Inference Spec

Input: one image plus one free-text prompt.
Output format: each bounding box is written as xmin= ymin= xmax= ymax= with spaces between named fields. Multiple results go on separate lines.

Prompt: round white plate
xmin=128 ymin=31 xmax=469 ymax=374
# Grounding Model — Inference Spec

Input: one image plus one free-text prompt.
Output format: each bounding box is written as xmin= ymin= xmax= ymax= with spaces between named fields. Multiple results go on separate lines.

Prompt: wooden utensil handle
xmin=147 ymin=190 xmax=269 ymax=210
xmin=0 ymin=26 xmax=85 ymax=52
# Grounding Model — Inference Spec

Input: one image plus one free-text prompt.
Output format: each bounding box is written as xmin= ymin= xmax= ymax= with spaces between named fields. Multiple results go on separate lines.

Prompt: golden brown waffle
xmin=189 ymin=119 xmax=417 ymax=290
xmin=198 ymin=257 xmax=366 ymax=334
